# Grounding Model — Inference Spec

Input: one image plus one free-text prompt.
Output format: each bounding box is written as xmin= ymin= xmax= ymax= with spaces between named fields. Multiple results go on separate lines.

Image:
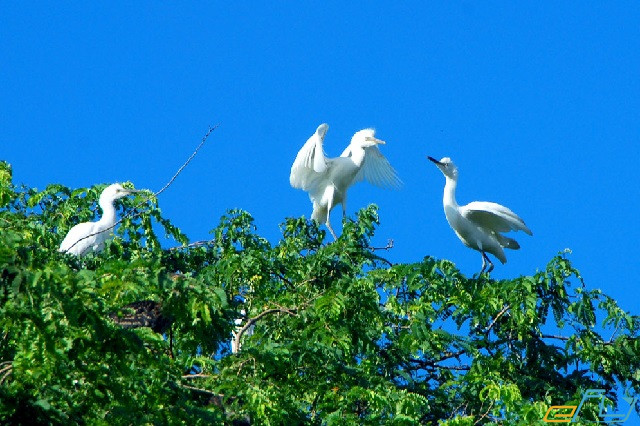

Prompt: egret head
xmin=100 ymin=183 xmax=139 ymax=204
xmin=351 ymin=128 xmax=385 ymax=148
xmin=428 ymin=156 xmax=458 ymax=180
xmin=316 ymin=123 xmax=329 ymax=140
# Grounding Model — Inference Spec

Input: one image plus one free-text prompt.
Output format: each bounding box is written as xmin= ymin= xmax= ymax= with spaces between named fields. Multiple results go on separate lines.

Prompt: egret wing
xmin=342 ymin=145 xmax=402 ymax=189
xmin=290 ymin=130 xmax=329 ymax=190
xmin=461 ymin=201 xmax=532 ymax=235
xmin=59 ymin=221 xmax=96 ymax=255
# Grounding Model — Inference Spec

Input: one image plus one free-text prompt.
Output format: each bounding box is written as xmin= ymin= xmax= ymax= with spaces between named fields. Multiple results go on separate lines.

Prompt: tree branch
xmin=168 ymin=239 xmax=216 ymax=251
xmin=0 ymin=361 xmax=12 ymax=385
xmin=232 ymin=307 xmax=298 ymax=354
xmin=154 ymin=124 xmax=218 ymax=197
xmin=541 ymin=334 xmax=570 ymax=341
xmin=484 ymin=304 xmax=510 ymax=335
xmin=179 ymin=383 xmax=220 ymax=397
xmin=474 ymin=400 xmax=495 ymax=425
xmin=369 ymin=239 xmax=394 ymax=252
xmin=408 ymin=348 xmax=468 ymax=370
xmin=182 ymin=373 xmax=212 ymax=380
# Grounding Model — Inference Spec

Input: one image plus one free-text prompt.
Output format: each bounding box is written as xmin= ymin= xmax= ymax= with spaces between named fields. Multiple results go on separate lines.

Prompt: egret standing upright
xmin=428 ymin=156 xmax=532 ymax=273
xmin=290 ymin=124 xmax=402 ymax=239
xmin=59 ymin=183 xmax=139 ymax=256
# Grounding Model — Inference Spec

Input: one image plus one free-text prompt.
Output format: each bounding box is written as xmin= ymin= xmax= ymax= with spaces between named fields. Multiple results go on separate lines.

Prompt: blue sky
xmin=1 ymin=3 xmax=639 ymax=316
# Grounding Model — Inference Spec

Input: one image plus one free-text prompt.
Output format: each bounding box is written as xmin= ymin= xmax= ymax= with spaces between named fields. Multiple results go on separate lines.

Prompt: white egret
xmin=58 ymin=183 xmax=139 ymax=256
xmin=290 ymin=124 xmax=402 ymax=239
xmin=427 ymin=156 xmax=532 ymax=273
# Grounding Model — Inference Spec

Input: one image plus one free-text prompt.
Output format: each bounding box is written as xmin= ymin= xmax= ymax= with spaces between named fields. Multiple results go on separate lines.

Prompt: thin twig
xmin=0 ymin=363 xmax=12 ymax=385
xmin=168 ymin=239 xmax=216 ymax=251
xmin=447 ymin=402 xmax=468 ymax=421
xmin=424 ymin=364 xmax=470 ymax=371
xmin=484 ymin=304 xmax=510 ymax=335
xmin=408 ymin=348 xmax=468 ymax=370
xmin=541 ymin=334 xmax=570 ymax=341
xmin=180 ymin=383 xmax=219 ymax=397
xmin=169 ymin=324 xmax=174 ymax=360
xmin=474 ymin=400 xmax=495 ymax=425
xmin=155 ymin=124 xmax=218 ymax=197
xmin=369 ymin=239 xmax=394 ymax=252
xmin=63 ymin=125 xmax=218 ymax=253
xmin=181 ymin=373 xmax=212 ymax=379
xmin=607 ymin=323 xmax=621 ymax=344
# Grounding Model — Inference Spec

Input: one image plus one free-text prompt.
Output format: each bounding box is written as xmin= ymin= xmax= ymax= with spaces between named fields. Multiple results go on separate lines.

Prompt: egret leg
xmin=342 ymin=195 xmax=347 ymax=219
xmin=326 ymin=221 xmax=338 ymax=240
xmin=325 ymin=188 xmax=338 ymax=240
xmin=481 ymin=252 xmax=494 ymax=274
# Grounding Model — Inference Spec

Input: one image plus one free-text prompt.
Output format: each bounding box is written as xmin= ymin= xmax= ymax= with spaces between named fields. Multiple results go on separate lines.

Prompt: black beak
xmin=427 ymin=156 xmax=442 ymax=165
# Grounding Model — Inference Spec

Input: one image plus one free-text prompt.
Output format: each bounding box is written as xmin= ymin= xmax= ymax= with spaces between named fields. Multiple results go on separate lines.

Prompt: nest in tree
xmin=109 ymin=300 xmax=173 ymax=334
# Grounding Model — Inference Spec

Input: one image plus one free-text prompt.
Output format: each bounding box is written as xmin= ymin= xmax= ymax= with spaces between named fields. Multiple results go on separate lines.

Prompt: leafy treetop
xmin=1 ymin=160 xmax=639 ymax=425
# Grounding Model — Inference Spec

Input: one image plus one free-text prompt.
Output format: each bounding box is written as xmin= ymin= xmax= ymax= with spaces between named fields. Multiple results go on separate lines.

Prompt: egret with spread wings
xmin=428 ymin=156 xmax=532 ymax=273
xmin=290 ymin=124 xmax=402 ymax=239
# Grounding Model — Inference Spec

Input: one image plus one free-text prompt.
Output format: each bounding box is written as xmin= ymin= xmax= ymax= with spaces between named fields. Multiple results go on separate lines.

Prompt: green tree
xmin=1 ymin=160 xmax=639 ymax=424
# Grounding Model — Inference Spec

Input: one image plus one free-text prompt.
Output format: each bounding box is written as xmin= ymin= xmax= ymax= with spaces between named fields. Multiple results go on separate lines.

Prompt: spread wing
xmin=290 ymin=127 xmax=330 ymax=191
xmin=461 ymin=201 xmax=532 ymax=235
xmin=340 ymin=145 xmax=402 ymax=189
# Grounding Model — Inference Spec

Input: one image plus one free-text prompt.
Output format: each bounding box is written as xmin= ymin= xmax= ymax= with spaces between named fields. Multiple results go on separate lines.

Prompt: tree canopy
xmin=1 ymin=160 xmax=639 ymax=425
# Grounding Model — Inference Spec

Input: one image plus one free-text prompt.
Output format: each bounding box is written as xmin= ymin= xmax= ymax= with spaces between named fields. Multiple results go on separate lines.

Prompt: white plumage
xmin=428 ymin=157 xmax=532 ymax=273
xmin=290 ymin=124 xmax=402 ymax=239
xmin=59 ymin=183 xmax=138 ymax=256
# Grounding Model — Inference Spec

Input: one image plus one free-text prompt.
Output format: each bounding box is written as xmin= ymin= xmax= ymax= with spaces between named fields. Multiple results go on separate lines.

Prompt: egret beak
xmin=427 ymin=156 xmax=442 ymax=165
xmin=366 ymin=136 xmax=385 ymax=145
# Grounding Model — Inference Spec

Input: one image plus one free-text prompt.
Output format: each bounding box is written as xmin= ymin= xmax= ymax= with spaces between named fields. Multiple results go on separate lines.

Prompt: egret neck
xmin=97 ymin=191 xmax=119 ymax=231
xmin=442 ymin=174 xmax=458 ymax=209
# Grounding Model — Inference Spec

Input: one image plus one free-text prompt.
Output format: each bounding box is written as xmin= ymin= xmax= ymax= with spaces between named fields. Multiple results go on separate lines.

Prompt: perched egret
xmin=428 ymin=157 xmax=532 ymax=273
xmin=290 ymin=124 xmax=402 ymax=239
xmin=58 ymin=183 xmax=139 ymax=256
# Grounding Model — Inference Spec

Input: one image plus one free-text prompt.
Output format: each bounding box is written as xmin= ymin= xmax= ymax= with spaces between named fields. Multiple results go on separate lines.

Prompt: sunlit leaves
xmin=1 ymin=167 xmax=639 ymax=423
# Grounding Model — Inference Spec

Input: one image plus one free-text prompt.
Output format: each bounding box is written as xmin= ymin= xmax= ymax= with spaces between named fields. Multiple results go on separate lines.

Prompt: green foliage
xmin=1 ymin=160 xmax=639 ymax=424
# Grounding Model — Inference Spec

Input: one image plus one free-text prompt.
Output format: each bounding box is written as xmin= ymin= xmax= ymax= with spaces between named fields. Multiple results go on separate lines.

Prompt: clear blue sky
xmin=1 ymin=4 xmax=639 ymax=315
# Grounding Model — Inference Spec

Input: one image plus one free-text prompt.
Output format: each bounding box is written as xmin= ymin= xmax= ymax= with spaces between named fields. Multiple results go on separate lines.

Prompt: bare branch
xmin=0 ymin=362 xmax=12 ymax=385
xmin=154 ymin=124 xmax=219 ymax=197
xmin=484 ymin=304 xmax=510 ymax=335
xmin=607 ymin=323 xmax=621 ymax=344
xmin=446 ymin=402 xmax=468 ymax=421
xmin=369 ymin=239 xmax=394 ymax=252
xmin=408 ymin=348 xmax=468 ymax=370
xmin=474 ymin=400 xmax=495 ymax=425
xmin=179 ymin=383 xmax=219 ymax=397
xmin=168 ymin=239 xmax=216 ymax=251
xmin=181 ymin=373 xmax=212 ymax=380
xmin=541 ymin=334 xmax=570 ymax=341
